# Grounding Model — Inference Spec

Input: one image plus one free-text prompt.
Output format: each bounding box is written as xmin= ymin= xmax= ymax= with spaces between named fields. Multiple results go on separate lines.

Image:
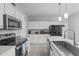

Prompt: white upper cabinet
xmin=28 ymin=22 xmax=40 ymax=29
xmin=15 ymin=8 xmax=21 ymax=20
xmin=39 ymin=22 xmax=49 ymax=29
xmin=28 ymin=21 xmax=50 ymax=29
xmin=5 ymin=3 xmax=15 ymax=17
xmin=0 ymin=3 xmax=4 ymax=29
xmin=28 ymin=21 xmax=66 ymax=29
xmin=21 ymin=14 xmax=26 ymax=29
xmin=0 ymin=3 xmax=16 ymax=29
xmin=0 ymin=3 xmax=4 ymax=10
xmin=0 ymin=3 xmax=24 ymax=29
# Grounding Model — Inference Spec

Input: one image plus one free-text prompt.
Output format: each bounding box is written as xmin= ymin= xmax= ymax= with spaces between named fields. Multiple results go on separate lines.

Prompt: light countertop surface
xmin=48 ymin=36 xmax=79 ymax=48
xmin=0 ymin=46 xmax=15 ymax=55
xmin=48 ymin=36 xmax=73 ymax=45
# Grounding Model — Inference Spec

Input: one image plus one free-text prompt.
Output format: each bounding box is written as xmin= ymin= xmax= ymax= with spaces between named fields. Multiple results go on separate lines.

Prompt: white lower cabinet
xmin=22 ymin=41 xmax=28 ymax=56
xmin=29 ymin=35 xmax=48 ymax=44
xmin=22 ymin=43 xmax=26 ymax=56
xmin=0 ymin=3 xmax=4 ymax=29
xmin=25 ymin=41 xmax=28 ymax=55
xmin=0 ymin=3 xmax=25 ymax=29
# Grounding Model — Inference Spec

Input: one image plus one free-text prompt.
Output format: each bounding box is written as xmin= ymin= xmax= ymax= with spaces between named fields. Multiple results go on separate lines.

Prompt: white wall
xmin=29 ymin=16 xmax=58 ymax=21
xmin=28 ymin=16 xmax=68 ymax=37
xmin=21 ymin=15 xmax=29 ymax=38
xmin=68 ymin=11 xmax=79 ymax=43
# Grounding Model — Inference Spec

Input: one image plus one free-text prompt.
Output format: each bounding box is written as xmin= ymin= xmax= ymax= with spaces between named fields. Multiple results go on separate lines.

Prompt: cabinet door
xmin=0 ymin=3 xmax=4 ymax=29
xmin=39 ymin=22 xmax=49 ymax=29
xmin=28 ymin=35 xmax=38 ymax=44
xmin=28 ymin=35 xmax=48 ymax=44
xmin=28 ymin=22 xmax=50 ymax=29
xmin=38 ymin=35 xmax=48 ymax=44
xmin=25 ymin=41 xmax=28 ymax=55
xmin=25 ymin=41 xmax=28 ymax=50
xmin=22 ymin=43 xmax=26 ymax=56
xmin=5 ymin=3 xmax=15 ymax=17
xmin=28 ymin=36 xmax=32 ymax=44
xmin=22 ymin=41 xmax=28 ymax=56
xmin=21 ymin=14 xmax=26 ymax=29
xmin=28 ymin=22 xmax=40 ymax=29
xmin=28 ymin=37 xmax=31 ymax=53
xmin=15 ymin=8 xmax=21 ymax=20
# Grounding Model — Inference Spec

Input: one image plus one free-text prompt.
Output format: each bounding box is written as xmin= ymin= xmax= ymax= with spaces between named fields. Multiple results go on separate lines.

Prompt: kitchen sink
xmin=52 ymin=41 xmax=74 ymax=56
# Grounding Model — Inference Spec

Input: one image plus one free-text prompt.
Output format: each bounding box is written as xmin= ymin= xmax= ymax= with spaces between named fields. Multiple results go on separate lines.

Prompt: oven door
xmin=0 ymin=37 xmax=15 ymax=45
xmin=16 ymin=45 xmax=23 ymax=56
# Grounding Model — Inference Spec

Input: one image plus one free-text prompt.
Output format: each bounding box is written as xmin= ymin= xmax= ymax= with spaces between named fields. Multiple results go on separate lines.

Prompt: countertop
xmin=48 ymin=36 xmax=79 ymax=49
xmin=16 ymin=37 xmax=28 ymax=46
xmin=48 ymin=36 xmax=73 ymax=45
xmin=0 ymin=46 xmax=15 ymax=55
xmin=0 ymin=37 xmax=28 ymax=55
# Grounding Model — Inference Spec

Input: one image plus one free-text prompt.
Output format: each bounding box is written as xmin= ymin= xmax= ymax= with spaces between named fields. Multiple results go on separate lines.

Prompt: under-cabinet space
xmin=28 ymin=29 xmax=49 ymax=34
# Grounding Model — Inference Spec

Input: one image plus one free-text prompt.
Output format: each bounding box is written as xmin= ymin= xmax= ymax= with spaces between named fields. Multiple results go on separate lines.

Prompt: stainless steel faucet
xmin=64 ymin=29 xmax=76 ymax=45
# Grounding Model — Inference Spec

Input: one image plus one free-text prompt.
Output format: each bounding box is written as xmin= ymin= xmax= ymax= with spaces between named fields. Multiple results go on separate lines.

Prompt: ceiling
xmin=16 ymin=3 xmax=79 ymax=17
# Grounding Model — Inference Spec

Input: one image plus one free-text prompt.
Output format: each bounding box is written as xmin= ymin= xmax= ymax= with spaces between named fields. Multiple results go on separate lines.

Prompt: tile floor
xmin=28 ymin=43 xmax=49 ymax=56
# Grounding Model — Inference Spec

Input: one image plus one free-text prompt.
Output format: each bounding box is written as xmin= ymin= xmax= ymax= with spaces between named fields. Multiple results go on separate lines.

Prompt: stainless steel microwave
xmin=3 ymin=14 xmax=22 ymax=30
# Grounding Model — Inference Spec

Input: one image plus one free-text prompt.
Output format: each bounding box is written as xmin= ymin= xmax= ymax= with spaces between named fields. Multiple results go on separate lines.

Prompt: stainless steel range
xmin=0 ymin=33 xmax=16 ymax=45
xmin=0 ymin=33 xmax=28 ymax=56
